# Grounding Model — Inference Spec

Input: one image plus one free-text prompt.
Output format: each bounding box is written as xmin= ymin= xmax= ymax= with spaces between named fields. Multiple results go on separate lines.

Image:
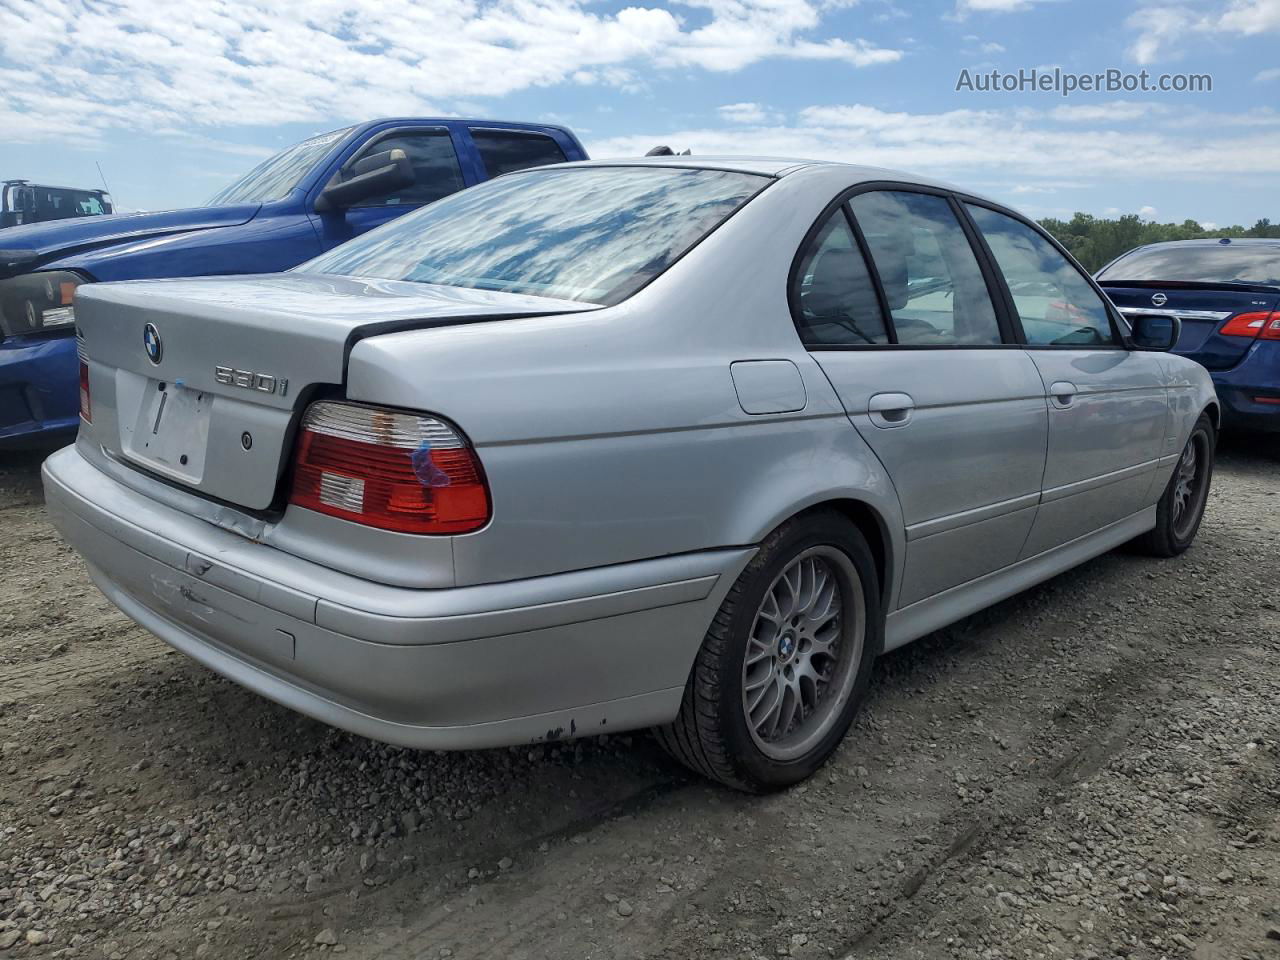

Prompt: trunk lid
xmin=76 ymin=273 xmax=592 ymax=510
xmin=1101 ymin=282 xmax=1280 ymax=370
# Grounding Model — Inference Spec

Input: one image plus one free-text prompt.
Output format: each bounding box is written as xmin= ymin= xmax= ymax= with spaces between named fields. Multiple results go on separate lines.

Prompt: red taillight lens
xmin=289 ymin=402 xmax=490 ymax=535
xmin=78 ymin=360 xmax=91 ymax=423
xmin=1220 ymin=311 xmax=1275 ymax=339
xmin=1262 ymin=312 xmax=1280 ymax=341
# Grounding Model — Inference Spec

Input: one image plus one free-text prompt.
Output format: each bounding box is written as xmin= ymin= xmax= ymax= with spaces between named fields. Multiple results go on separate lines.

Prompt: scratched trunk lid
xmin=75 ymin=273 xmax=590 ymax=510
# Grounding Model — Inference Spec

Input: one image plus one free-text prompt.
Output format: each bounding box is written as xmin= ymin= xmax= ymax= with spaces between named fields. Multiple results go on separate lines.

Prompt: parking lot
xmin=0 ymin=436 xmax=1277 ymax=960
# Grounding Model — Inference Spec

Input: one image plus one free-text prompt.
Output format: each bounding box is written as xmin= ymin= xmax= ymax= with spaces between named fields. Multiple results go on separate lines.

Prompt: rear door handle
xmin=1049 ymin=381 xmax=1078 ymax=408
xmin=868 ymin=392 xmax=915 ymax=428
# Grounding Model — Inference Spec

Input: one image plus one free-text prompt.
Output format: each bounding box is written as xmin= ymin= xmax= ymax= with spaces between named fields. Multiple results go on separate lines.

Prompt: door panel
xmin=816 ymin=350 xmax=1049 ymax=607
xmin=796 ymin=192 xmax=1048 ymax=608
xmin=961 ymin=202 xmax=1171 ymax=555
xmin=1019 ymin=350 xmax=1167 ymax=554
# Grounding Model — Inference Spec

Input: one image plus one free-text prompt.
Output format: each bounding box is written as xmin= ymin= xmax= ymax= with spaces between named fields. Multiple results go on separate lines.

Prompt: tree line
xmin=1037 ymin=214 xmax=1280 ymax=273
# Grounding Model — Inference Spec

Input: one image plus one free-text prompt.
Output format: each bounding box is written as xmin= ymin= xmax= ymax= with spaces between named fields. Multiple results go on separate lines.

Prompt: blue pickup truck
xmin=0 ymin=118 xmax=587 ymax=446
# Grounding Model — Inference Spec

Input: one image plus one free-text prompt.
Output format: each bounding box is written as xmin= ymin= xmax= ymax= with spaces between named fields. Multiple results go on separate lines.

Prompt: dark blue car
xmin=0 ymin=118 xmax=586 ymax=446
xmin=1098 ymin=238 xmax=1280 ymax=433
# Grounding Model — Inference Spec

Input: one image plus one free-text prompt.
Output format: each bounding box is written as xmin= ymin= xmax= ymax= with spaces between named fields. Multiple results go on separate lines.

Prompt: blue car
xmin=0 ymin=118 xmax=586 ymax=446
xmin=1098 ymin=238 xmax=1280 ymax=433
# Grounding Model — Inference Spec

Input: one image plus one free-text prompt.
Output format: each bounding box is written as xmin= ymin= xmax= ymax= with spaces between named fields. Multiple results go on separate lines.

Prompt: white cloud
xmin=0 ymin=0 xmax=901 ymax=144
xmin=717 ymin=102 xmax=782 ymax=124
xmin=1126 ymin=0 xmax=1280 ymax=64
xmin=1049 ymin=101 xmax=1165 ymax=123
xmin=1138 ymin=205 xmax=1159 ymax=218
xmin=587 ymin=101 xmax=1280 ymax=186
xmin=1257 ymin=67 xmax=1280 ymax=82
xmin=952 ymin=0 xmax=1049 ymax=16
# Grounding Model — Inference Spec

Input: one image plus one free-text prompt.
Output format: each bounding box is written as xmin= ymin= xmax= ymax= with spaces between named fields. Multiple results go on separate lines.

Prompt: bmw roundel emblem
xmin=1151 ymin=292 xmax=1168 ymax=307
xmin=143 ymin=322 xmax=163 ymax=365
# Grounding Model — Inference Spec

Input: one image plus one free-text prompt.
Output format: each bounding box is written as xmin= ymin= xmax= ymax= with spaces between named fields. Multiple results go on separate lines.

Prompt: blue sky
xmin=2 ymin=0 xmax=1277 ymax=226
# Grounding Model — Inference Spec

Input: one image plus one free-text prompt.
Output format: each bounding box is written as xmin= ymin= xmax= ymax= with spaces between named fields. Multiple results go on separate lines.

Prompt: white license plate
xmin=129 ymin=381 xmax=212 ymax=481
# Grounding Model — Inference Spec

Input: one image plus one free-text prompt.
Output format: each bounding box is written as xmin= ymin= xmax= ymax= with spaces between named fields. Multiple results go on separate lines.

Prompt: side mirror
xmin=315 ymin=148 xmax=413 ymax=212
xmin=1130 ymin=312 xmax=1181 ymax=351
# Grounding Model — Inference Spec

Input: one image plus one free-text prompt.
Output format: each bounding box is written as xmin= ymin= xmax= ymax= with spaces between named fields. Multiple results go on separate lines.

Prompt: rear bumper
xmin=42 ymin=444 xmax=752 ymax=749
xmin=1212 ymin=340 xmax=1280 ymax=433
xmin=0 ymin=333 xmax=79 ymax=446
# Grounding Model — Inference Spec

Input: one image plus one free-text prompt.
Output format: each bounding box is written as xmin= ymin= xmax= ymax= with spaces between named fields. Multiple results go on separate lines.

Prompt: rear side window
xmin=346 ymin=130 xmax=465 ymax=207
xmin=471 ymin=129 xmax=567 ymax=177
xmin=849 ymin=191 xmax=1001 ymax=346
xmin=967 ymin=204 xmax=1116 ymax=347
xmin=792 ymin=209 xmax=889 ymax=345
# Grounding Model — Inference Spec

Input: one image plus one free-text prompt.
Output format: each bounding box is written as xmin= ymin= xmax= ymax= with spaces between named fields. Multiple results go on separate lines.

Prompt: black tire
xmin=1132 ymin=411 xmax=1215 ymax=557
xmin=654 ymin=511 xmax=882 ymax=792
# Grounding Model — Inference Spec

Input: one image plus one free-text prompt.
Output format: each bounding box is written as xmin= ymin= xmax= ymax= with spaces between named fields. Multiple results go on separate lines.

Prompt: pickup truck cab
xmin=0 ymin=118 xmax=587 ymax=446
xmin=2 ymin=180 xmax=114 ymax=228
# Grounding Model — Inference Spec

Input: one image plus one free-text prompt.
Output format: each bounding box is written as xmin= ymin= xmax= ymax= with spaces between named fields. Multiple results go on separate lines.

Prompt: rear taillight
xmin=1220 ymin=310 xmax=1280 ymax=340
xmin=78 ymin=360 xmax=91 ymax=423
xmin=289 ymin=401 xmax=490 ymax=535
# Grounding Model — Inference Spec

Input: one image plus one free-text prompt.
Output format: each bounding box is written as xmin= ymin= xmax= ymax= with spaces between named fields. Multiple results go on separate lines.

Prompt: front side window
xmin=341 ymin=130 xmax=465 ymax=207
xmin=849 ymin=191 xmax=1001 ymax=346
xmin=296 ymin=167 xmax=767 ymax=305
xmin=792 ymin=209 xmax=889 ymax=345
xmin=208 ymin=126 xmax=353 ymax=206
xmin=967 ymin=204 xmax=1116 ymax=347
xmin=471 ymin=129 xmax=567 ymax=177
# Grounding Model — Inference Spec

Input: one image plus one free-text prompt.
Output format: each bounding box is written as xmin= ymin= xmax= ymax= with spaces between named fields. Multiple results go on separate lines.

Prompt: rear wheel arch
xmin=760 ymin=498 xmax=893 ymax=616
xmin=819 ymin=499 xmax=891 ymax=613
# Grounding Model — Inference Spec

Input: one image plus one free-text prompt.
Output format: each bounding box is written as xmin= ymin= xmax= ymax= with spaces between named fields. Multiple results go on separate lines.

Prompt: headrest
xmin=806 ymin=249 xmax=876 ymax=319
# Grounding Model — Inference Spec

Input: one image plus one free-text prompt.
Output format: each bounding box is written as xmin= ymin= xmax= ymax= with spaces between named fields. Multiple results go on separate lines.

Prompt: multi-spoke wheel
xmin=656 ymin=511 xmax=881 ymax=792
xmin=742 ymin=547 xmax=864 ymax=762
xmin=1134 ymin=411 xmax=1215 ymax=557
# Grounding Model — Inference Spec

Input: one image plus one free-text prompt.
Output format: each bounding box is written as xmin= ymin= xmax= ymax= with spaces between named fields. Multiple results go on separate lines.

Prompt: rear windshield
xmin=295 ymin=166 xmax=769 ymax=305
xmin=1098 ymin=243 xmax=1280 ymax=288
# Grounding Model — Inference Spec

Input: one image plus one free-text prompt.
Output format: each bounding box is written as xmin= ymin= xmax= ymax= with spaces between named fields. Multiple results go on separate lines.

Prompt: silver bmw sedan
xmin=43 ymin=158 xmax=1217 ymax=791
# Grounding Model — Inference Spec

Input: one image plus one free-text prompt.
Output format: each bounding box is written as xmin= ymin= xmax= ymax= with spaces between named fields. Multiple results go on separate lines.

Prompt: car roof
xmin=551 ymin=155 xmax=994 ymax=195
xmin=1128 ymin=237 xmax=1280 ymax=250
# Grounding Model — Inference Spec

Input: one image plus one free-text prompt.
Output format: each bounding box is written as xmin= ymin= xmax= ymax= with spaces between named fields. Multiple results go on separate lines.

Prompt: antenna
xmin=95 ymin=161 xmax=112 ymax=196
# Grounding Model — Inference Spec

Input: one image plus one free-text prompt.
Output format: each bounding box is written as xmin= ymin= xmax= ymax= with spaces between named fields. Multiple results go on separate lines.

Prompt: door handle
xmin=868 ymin=392 xmax=915 ymax=428
xmin=1049 ymin=381 xmax=1078 ymax=408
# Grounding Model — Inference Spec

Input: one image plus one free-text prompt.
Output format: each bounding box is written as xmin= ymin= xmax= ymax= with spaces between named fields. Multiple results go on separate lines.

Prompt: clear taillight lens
xmin=289 ymin=401 xmax=490 ymax=535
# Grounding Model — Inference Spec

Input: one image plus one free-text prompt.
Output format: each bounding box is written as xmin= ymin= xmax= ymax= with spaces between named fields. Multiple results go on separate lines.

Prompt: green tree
xmin=1036 ymin=212 xmax=1276 ymax=272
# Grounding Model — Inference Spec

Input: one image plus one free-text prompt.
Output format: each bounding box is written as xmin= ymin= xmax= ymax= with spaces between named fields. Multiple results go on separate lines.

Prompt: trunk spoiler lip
xmin=1099 ymin=278 xmax=1280 ymax=296
xmin=338 ymin=304 xmax=604 ymax=371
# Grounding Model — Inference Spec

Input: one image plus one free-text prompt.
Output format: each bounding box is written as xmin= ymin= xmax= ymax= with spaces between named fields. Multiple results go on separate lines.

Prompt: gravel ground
xmin=0 ymin=434 xmax=1277 ymax=960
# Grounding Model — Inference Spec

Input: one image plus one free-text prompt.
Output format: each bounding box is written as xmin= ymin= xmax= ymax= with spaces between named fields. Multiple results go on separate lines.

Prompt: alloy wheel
xmin=741 ymin=546 xmax=864 ymax=762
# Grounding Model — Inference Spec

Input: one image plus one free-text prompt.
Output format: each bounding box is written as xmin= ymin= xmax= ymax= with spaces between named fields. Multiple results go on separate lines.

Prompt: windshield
xmin=295 ymin=166 xmax=769 ymax=305
xmin=207 ymin=126 xmax=353 ymax=206
xmin=1099 ymin=242 xmax=1280 ymax=288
